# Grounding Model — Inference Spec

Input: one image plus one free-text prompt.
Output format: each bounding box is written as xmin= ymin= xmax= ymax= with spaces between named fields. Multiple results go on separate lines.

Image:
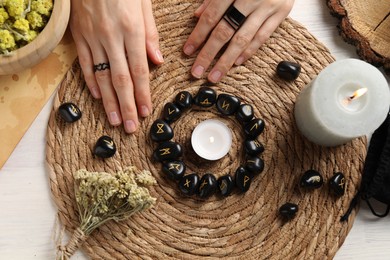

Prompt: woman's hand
xmin=70 ymin=0 xmax=164 ymax=133
xmin=183 ymin=0 xmax=294 ymax=83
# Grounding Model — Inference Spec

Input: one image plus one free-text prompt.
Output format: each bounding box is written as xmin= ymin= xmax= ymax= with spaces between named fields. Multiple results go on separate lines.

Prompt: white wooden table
xmin=1 ymin=0 xmax=389 ymax=259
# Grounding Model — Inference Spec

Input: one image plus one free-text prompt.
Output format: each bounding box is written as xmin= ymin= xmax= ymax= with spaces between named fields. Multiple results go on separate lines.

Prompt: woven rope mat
xmin=46 ymin=1 xmax=367 ymax=259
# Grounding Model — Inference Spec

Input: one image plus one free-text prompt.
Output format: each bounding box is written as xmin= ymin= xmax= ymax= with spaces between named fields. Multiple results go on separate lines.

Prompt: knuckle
xmin=201 ymin=8 xmax=219 ymax=26
xmin=197 ymin=49 xmax=214 ymax=62
xmin=95 ymin=69 xmax=111 ymax=81
xmin=131 ymin=64 xmax=148 ymax=78
xmin=213 ymin=23 xmax=234 ymax=42
xmin=232 ymin=33 xmax=251 ymax=48
xmin=121 ymin=102 xmax=137 ymax=116
xmin=112 ymin=74 xmax=131 ymax=90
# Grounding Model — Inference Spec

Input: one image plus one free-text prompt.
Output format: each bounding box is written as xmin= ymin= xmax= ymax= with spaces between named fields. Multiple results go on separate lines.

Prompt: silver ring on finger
xmin=93 ymin=62 xmax=110 ymax=72
xmin=223 ymin=4 xmax=247 ymax=31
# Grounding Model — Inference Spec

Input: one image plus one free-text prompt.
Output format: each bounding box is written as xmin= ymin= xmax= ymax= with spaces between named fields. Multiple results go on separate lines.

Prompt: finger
xmin=71 ymin=30 xmax=102 ymax=99
xmin=194 ymin=0 xmax=211 ymax=18
xmin=124 ymin=10 xmax=152 ymax=120
xmin=190 ymin=18 xmax=236 ymax=79
xmin=183 ymin=0 xmax=233 ymax=56
xmin=235 ymin=10 xmax=291 ymax=66
xmin=91 ymin=44 xmax=122 ymax=127
xmin=143 ymin=0 xmax=164 ymax=65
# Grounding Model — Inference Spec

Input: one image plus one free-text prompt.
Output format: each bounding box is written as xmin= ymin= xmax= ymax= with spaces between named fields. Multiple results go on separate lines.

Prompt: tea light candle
xmin=191 ymin=119 xmax=232 ymax=160
xmin=294 ymin=59 xmax=390 ymax=147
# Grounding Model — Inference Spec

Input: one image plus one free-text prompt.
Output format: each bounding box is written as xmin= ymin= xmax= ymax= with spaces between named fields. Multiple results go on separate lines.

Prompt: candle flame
xmin=209 ymin=136 xmax=215 ymax=143
xmin=343 ymin=87 xmax=368 ymax=105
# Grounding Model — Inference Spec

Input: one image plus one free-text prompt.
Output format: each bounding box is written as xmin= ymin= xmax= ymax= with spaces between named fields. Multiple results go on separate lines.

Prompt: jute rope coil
xmin=46 ymin=0 xmax=367 ymax=259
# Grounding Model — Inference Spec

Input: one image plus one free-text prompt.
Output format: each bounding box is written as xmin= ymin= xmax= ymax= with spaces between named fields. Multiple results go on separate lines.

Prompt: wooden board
xmin=327 ymin=0 xmax=390 ymax=73
xmin=0 ymin=29 xmax=77 ymax=169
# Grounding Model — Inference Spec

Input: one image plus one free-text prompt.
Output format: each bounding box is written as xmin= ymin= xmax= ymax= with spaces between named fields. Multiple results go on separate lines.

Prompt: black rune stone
xmin=162 ymin=160 xmax=186 ymax=180
xmin=194 ymin=87 xmax=216 ymax=107
xmin=216 ymin=94 xmax=240 ymax=115
xmin=276 ymin=61 xmax=301 ymax=81
xmin=197 ymin=174 xmax=217 ymax=198
xmin=217 ymin=175 xmax=234 ymax=196
xmin=329 ymin=172 xmax=345 ymax=196
xmin=153 ymin=141 xmax=183 ymax=162
xmin=236 ymin=104 xmax=254 ymax=123
xmin=58 ymin=102 xmax=82 ymax=123
xmin=150 ymin=119 xmax=173 ymax=142
xmin=300 ymin=169 xmax=323 ymax=189
xmin=235 ymin=166 xmax=252 ymax=192
xmin=179 ymin=173 xmax=200 ymax=196
xmin=279 ymin=202 xmax=298 ymax=219
xmin=93 ymin=135 xmax=116 ymax=158
xmin=163 ymin=102 xmax=181 ymax=123
xmin=244 ymin=138 xmax=264 ymax=156
xmin=244 ymin=118 xmax=265 ymax=139
xmin=245 ymin=156 xmax=264 ymax=175
xmin=175 ymin=91 xmax=193 ymax=110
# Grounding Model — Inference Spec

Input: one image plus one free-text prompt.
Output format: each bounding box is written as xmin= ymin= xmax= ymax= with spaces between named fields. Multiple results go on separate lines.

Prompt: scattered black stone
xmin=58 ymin=102 xmax=82 ymax=123
xmin=300 ymin=169 xmax=323 ymax=189
xmin=194 ymin=87 xmax=217 ymax=107
xmin=93 ymin=135 xmax=116 ymax=158
xmin=197 ymin=174 xmax=217 ymax=198
xmin=162 ymin=160 xmax=186 ymax=180
xmin=244 ymin=118 xmax=265 ymax=139
xmin=235 ymin=166 xmax=252 ymax=192
xmin=329 ymin=172 xmax=346 ymax=196
xmin=279 ymin=202 xmax=298 ymax=219
xmin=153 ymin=141 xmax=183 ymax=162
xmin=150 ymin=119 xmax=173 ymax=142
xmin=245 ymin=156 xmax=264 ymax=175
xmin=276 ymin=61 xmax=301 ymax=81
xmin=244 ymin=138 xmax=264 ymax=156
xmin=216 ymin=94 xmax=240 ymax=115
xmin=235 ymin=104 xmax=254 ymax=123
xmin=174 ymin=91 xmax=193 ymax=110
xmin=218 ymin=175 xmax=234 ymax=196
xmin=163 ymin=102 xmax=181 ymax=123
xmin=179 ymin=173 xmax=200 ymax=196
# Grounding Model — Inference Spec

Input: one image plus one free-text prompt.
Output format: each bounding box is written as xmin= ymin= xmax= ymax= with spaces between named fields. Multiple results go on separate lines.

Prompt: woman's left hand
xmin=183 ymin=0 xmax=294 ymax=83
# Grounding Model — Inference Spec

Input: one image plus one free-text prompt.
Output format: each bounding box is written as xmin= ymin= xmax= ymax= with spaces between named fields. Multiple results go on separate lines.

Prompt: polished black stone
xmin=217 ymin=175 xmax=234 ymax=196
xmin=162 ymin=160 xmax=186 ymax=180
xmin=245 ymin=156 xmax=264 ymax=175
xmin=235 ymin=166 xmax=252 ymax=192
xmin=329 ymin=172 xmax=345 ymax=196
xmin=163 ymin=102 xmax=181 ymax=123
xmin=93 ymin=135 xmax=116 ymax=158
xmin=58 ymin=102 xmax=82 ymax=123
xmin=300 ymin=169 xmax=323 ymax=189
xmin=244 ymin=118 xmax=265 ymax=139
xmin=216 ymin=94 xmax=240 ymax=115
xmin=150 ymin=119 xmax=173 ymax=142
xmin=179 ymin=173 xmax=200 ymax=196
xmin=244 ymin=138 xmax=264 ymax=156
xmin=235 ymin=104 xmax=254 ymax=123
xmin=279 ymin=202 xmax=298 ymax=219
xmin=194 ymin=87 xmax=216 ymax=107
xmin=153 ymin=141 xmax=183 ymax=162
xmin=276 ymin=61 xmax=301 ymax=81
xmin=175 ymin=91 xmax=193 ymax=110
xmin=197 ymin=174 xmax=217 ymax=198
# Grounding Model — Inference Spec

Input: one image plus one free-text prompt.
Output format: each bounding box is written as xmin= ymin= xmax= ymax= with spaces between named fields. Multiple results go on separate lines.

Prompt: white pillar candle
xmin=294 ymin=59 xmax=390 ymax=147
xmin=191 ymin=119 xmax=232 ymax=160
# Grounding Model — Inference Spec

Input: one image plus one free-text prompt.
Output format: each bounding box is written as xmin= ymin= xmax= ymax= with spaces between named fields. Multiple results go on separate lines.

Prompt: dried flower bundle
xmin=57 ymin=167 xmax=157 ymax=259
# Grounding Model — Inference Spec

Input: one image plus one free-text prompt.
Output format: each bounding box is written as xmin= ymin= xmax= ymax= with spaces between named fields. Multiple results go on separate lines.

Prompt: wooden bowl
xmin=0 ymin=0 xmax=70 ymax=75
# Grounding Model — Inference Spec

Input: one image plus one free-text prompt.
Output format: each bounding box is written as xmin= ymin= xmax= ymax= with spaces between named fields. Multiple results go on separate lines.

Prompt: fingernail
xmin=125 ymin=120 xmax=137 ymax=133
xmin=184 ymin=44 xmax=195 ymax=55
xmin=90 ymin=87 xmax=100 ymax=98
xmin=156 ymin=50 xmax=164 ymax=63
xmin=209 ymin=70 xmax=222 ymax=82
xmin=109 ymin=112 xmax=121 ymax=125
xmin=192 ymin=65 xmax=204 ymax=78
xmin=235 ymin=56 xmax=245 ymax=66
xmin=140 ymin=105 xmax=150 ymax=117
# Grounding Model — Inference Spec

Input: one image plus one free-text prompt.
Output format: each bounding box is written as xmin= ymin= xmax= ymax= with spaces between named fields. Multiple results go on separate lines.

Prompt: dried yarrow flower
xmin=57 ymin=166 xmax=156 ymax=260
